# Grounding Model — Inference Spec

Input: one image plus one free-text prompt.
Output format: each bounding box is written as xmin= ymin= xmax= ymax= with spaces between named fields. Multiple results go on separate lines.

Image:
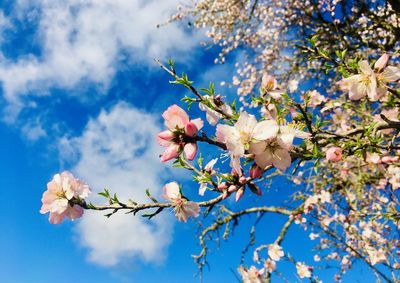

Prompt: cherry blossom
xmin=157 ymin=104 xmax=204 ymax=162
xmin=338 ymin=54 xmax=400 ymax=101
xmin=237 ymin=266 xmax=264 ymax=283
xmin=40 ymin=171 xmax=90 ymax=224
xmin=296 ymin=262 xmax=312 ymax=278
xmin=268 ymin=244 xmax=284 ymax=261
xmin=326 ymin=147 xmax=342 ymax=162
xmin=162 ymin=182 xmax=200 ymax=222
xmin=216 ymin=112 xmax=279 ymax=172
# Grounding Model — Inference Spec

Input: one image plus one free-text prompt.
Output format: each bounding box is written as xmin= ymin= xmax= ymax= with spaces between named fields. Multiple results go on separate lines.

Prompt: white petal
xmin=367 ymin=76 xmax=378 ymax=101
xmin=235 ymin=112 xmax=257 ymax=133
xmin=382 ymin=66 xmax=400 ymax=82
xmin=348 ymin=81 xmax=367 ymax=100
xmin=252 ymin=120 xmax=279 ymax=140
xmin=359 ymin=60 xmax=373 ymax=75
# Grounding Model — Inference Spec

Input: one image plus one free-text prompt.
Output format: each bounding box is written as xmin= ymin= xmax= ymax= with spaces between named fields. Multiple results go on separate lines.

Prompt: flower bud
xmin=235 ymin=187 xmax=244 ymax=202
xmin=249 ymin=164 xmax=263 ymax=179
xmin=239 ymin=176 xmax=247 ymax=184
xmin=184 ymin=122 xmax=198 ymax=137
xmin=218 ymin=182 xmax=228 ymax=191
xmin=228 ymin=185 xmax=237 ymax=193
xmin=326 ymin=147 xmax=342 ymax=162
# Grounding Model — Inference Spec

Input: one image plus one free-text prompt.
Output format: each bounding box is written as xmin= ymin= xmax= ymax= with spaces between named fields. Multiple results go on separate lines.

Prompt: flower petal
xmin=184 ymin=143 xmax=198 ymax=160
xmin=252 ymin=120 xmax=279 ymax=140
xmin=160 ymin=144 xmax=180 ymax=162
xmin=359 ymin=60 xmax=373 ymax=75
xmin=162 ymin=104 xmax=190 ymax=130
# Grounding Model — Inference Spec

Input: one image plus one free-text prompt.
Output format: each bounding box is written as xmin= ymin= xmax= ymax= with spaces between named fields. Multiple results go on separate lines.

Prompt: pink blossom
xmin=237 ymin=266 xmax=264 ymax=283
xmin=381 ymin=155 xmax=399 ymax=163
xmin=198 ymin=158 xmax=218 ymax=196
xmin=366 ymin=247 xmax=386 ymax=265
xmin=216 ymin=112 xmax=279 ymax=172
xmin=374 ymin=53 xmax=389 ymax=70
xmin=338 ymin=60 xmax=379 ymax=100
xmin=264 ymin=259 xmax=276 ymax=273
xmin=260 ymin=73 xmax=284 ymax=99
xmin=163 ymin=182 xmax=200 ymax=222
xmin=296 ymin=262 xmax=311 ymax=278
xmin=249 ymin=138 xmax=292 ymax=171
xmin=326 ymin=147 xmax=342 ymax=162
xmin=268 ymin=244 xmax=284 ymax=261
xmin=308 ymin=90 xmax=327 ymax=107
xmin=40 ymin=171 xmax=90 ymax=224
xmin=338 ymin=54 xmax=400 ymax=101
xmin=157 ymin=105 xmax=203 ymax=162
xmin=199 ymin=95 xmax=232 ymax=125
xmin=247 ymin=119 xmax=310 ymax=172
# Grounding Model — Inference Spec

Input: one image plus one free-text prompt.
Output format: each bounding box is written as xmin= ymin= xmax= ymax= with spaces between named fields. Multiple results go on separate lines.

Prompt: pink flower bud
xmin=231 ymin=168 xmax=239 ymax=177
xmin=184 ymin=121 xmax=198 ymax=137
xmin=249 ymin=164 xmax=263 ymax=179
xmin=235 ymin=187 xmax=244 ymax=202
xmin=239 ymin=176 xmax=247 ymax=184
xmin=218 ymin=182 xmax=228 ymax=191
xmin=326 ymin=147 xmax=342 ymax=162
xmin=228 ymin=185 xmax=237 ymax=193
xmin=183 ymin=143 xmax=198 ymax=161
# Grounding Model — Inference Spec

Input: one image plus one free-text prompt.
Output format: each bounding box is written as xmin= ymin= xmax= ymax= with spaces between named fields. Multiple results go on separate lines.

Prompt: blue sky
xmin=0 ymin=1 xmax=382 ymax=282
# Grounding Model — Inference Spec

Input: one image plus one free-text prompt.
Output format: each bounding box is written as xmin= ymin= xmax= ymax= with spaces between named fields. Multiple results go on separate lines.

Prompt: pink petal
xmin=190 ymin=118 xmax=204 ymax=131
xmin=249 ymin=141 xmax=267 ymax=155
xmin=382 ymin=66 xmax=400 ymax=82
xmin=272 ymin=148 xmax=292 ymax=171
xmin=163 ymin=181 xmax=181 ymax=201
xmin=326 ymin=147 xmax=342 ymax=162
xmin=157 ymin=130 xmax=174 ymax=147
xmin=215 ymin=124 xmax=232 ymax=143
xmin=184 ymin=122 xmax=198 ymax=137
xmin=65 ymin=205 xmax=84 ymax=220
xmin=254 ymin=151 xmax=273 ymax=169
xmin=49 ymin=212 xmax=65 ymax=224
xmin=160 ymin=144 xmax=180 ymax=162
xmin=184 ymin=143 xmax=198 ymax=160
xmin=162 ymin=104 xmax=190 ymax=130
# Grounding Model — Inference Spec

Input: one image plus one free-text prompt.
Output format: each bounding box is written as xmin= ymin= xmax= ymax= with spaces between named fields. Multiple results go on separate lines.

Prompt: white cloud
xmin=0 ymin=0 xmax=201 ymax=121
xmin=60 ymin=102 xmax=174 ymax=266
xmin=21 ymin=118 xmax=47 ymax=141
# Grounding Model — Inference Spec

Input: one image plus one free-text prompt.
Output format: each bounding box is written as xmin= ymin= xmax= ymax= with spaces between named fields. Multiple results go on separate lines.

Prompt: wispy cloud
xmin=0 ymin=0 xmax=201 ymax=121
xmin=60 ymin=102 xmax=174 ymax=266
